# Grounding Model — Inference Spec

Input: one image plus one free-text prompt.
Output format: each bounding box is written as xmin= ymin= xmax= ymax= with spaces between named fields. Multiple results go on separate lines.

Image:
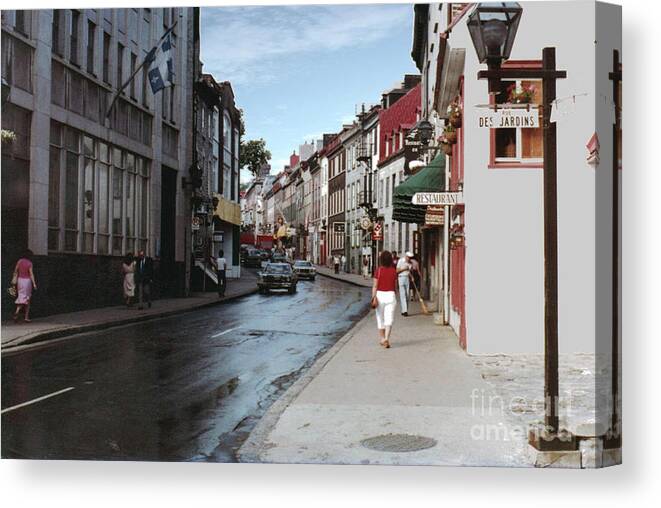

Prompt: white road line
xmin=1 ymin=387 xmax=76 ymax=415
xmin=211 ymin=326 xmax=241 ymax=338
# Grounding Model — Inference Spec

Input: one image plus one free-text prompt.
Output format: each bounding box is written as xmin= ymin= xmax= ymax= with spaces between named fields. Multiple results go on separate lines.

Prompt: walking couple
xmin=122 ymin=250 xmax=154 ymax=309
xmin=370 ymin=250 xmax=419 ymax=349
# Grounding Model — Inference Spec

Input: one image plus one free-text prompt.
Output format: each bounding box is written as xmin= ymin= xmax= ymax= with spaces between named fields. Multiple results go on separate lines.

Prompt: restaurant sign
xmin=412 ymin=192 xmax=463 ymax=206
xmin=477 ymin=108 xmax=539 ymax=129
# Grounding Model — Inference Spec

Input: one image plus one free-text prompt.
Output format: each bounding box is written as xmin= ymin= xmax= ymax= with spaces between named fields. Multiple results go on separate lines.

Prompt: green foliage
xmin=240 ymin=138 xmax=271 ymax=178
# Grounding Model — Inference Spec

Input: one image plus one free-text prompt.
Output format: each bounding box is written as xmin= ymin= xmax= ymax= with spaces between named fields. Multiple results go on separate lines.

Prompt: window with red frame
xmin=491 ymin=79 xmax=543 ymax=167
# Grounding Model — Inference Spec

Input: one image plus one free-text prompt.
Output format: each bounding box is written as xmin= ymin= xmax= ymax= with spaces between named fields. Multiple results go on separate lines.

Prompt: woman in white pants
xmin=371 ymin=250 xmax=398 ymax=348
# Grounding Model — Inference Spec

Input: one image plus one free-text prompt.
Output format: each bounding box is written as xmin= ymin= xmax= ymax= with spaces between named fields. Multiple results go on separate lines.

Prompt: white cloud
xmin=201 ymin=4 xmax=411 ymax=87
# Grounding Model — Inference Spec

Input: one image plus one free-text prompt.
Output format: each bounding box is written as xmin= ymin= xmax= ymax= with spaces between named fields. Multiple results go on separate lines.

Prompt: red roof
xmin=378 ymin=84 xmax=421 ymax=163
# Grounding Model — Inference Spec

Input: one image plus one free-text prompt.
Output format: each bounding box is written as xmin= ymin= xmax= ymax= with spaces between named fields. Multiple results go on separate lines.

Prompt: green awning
xmin=392 ymin=153 xmax=446 ymax=224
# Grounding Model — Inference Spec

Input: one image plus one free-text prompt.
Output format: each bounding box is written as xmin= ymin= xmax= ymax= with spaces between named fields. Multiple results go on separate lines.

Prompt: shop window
xmin=141 ymin=65 xmax=150 ymax=108
xmin=50 ymin=60 xmax=65 ymax=106
xmin=490 ymin=77 xmax=543 ymax=168
xmin=52 ymin=10 xmax=64 ymax=56
xmin=102 ymin=32 xmax=110 ymax=84
xmin=117 ymin=43 xmax=124 ymax=90
xmin=2 ymin=104 xmax=31 ymax=161
xmin=84 ymin=80 xmax=100 ymax=122
xmin=141 ymin=12 xmax=151 ymax=49
xmin=129 ymin=52 xmax=137 ymax=99
xmin=97 ymin=143 xmax=110 ymax=254
xmin=70 ymin=10 xmax=80 ymax=66
xmin=129 ymin=9 xmax=138 ymax=44
xmin=68 ymin=71 xmax=84 ymax=115
xmin=14 ymin=10 xmax=31 ymax=37
xmin=83 ymin=143 xmax=95 ymax=253
xmin=118 ymin=9 xmax=127 ymax=34
xmin=46 ymin=127 xmax=151 ymax=256
xmin=1 ymin=33 xmax=33 ymax=92
xmin=86 ymin=21 xmax=96 ymax=75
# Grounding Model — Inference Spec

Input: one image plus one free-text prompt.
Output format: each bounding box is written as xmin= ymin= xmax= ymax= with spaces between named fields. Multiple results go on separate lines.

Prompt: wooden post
xmin=541 ymin=47 xmax=560 ymax=434
xmin=478 ymin=48 xmax=574 ymax=450
xmin=606 ymin=49 xmax=622 ymax=448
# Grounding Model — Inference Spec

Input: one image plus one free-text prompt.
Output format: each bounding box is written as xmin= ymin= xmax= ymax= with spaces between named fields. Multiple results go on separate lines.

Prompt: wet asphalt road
xmin=1 ymin=275 xmax=370 ymax=462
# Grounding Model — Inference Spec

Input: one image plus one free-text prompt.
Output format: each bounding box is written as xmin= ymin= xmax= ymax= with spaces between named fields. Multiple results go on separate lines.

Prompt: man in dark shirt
xmin=135 ymin=250 xmax=154 ymax=310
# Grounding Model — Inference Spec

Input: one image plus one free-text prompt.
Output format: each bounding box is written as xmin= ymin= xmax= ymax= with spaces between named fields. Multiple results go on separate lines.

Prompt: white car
xmin=292 ymin=260 xmax=316 ymax=281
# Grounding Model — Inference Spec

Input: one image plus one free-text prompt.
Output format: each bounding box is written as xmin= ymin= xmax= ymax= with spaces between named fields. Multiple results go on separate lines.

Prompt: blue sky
xmin=200 ymin=3 xmax=418 ymax=181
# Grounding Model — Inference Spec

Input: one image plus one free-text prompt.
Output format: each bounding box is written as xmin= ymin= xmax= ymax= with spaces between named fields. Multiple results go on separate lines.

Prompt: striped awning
xmin=392 ymin=153 xmax=446 ymax=224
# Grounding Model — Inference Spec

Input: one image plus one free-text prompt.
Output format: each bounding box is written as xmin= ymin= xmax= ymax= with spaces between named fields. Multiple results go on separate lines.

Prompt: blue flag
xmin=147 ymin=33 xmax=174 ymax=94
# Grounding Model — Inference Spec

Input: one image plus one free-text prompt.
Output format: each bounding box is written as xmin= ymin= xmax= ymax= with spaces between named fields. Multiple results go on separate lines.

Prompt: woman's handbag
xmin=7 ymin=285 xmax=17 ymax=298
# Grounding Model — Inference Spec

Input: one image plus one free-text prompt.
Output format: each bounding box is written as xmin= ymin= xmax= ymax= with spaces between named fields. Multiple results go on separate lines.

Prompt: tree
xmin=240 ymin=138 xmax=271 ymax=179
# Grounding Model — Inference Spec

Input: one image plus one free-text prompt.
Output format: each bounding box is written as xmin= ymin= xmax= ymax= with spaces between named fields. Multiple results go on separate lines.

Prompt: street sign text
xmin=477 ymin=108 xmax=539 ymax=129
xmin=412 ymin=192 xmax=463 ymax=206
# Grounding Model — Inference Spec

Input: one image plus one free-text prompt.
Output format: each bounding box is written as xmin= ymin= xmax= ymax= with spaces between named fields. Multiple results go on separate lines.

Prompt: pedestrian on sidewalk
xmin=392 ymin=251 xmax=399 ymax=267
xmin=371 ymin=250 xmax=398 ymax=349
xmin=213 ymin=249 xmax=227 ymax=298
xmin=362 ymin=255 xmax=370 ymax=279
xmin=12 ymin=249 xmax=37 ymax=323
xmin=122 ymin=253 xmax=136 ymax=308
xmin=135 ymin=250 xmax=154 ymax=310
xmin=333 ymin=255 xmax=340 ymax=274
xmin=409 ymin=254 xmax=421 ymax=302
xmin=341 ymin=254 xmax=347 ymax=273
xmin=396 ymin=252 xmax=412 ymax=316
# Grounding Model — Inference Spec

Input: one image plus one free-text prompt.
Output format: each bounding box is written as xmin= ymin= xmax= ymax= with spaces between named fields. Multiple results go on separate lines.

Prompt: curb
xmin=1 ymin=286 xmax=259 ymax=354
xmin=236 ymin=310 xmax=373 ymax=463
xmin=316 ymin=270 xmax=372 ymax=288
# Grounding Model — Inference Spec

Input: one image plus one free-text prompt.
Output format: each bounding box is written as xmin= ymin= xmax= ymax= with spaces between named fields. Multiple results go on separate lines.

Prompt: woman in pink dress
xmin=12 ymin=249 xmax=37 ymax=323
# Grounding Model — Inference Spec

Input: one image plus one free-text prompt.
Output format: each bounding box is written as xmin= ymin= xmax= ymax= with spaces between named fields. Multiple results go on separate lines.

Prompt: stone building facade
xmin=1 ymin=7 xmax=198 ymax=316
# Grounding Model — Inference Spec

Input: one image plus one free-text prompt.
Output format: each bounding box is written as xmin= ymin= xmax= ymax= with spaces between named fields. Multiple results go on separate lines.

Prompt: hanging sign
xmin=371 ymin=222 xmax=383 ymax=241
xmin=425 ymin=206 xmax=445 ymax=226
xmin=477 ymin=108 xmax=539 ymax=129
xmin=333 ymin=222 xmax=346 ymax=234
xmin=360 ymin=216 xmax=372 ymax=230
xmin=412 ymin=192 xmax=463 ymax=206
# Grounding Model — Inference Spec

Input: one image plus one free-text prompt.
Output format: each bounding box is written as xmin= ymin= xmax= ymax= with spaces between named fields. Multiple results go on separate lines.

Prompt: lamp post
xmin=467 ymin=2 xmax=522 ymax=94
xmin=468 ymin=3 xmax=575 ymax=451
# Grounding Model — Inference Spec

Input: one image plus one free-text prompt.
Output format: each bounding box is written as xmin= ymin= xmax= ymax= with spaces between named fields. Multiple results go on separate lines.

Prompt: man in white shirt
xmin=396 ymin=251 xmax=413 ymax=316
xmin=214 ymin=249 xmax=227 ymax=298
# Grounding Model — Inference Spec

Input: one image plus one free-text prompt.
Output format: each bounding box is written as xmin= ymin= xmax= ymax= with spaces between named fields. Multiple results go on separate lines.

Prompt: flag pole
xmin=105 ymin=21 xmax=178 ymax=119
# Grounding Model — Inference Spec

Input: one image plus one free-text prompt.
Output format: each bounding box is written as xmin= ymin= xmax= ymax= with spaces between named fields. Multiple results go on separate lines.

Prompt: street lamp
xmin=467 ymin=2 xmax=522 ymax=93
xmin=414 ymin=119 xmax=434 ymax=146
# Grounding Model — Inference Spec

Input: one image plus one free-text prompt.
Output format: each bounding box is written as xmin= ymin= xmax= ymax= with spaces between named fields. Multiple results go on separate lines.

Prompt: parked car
xmin=259 ymin=250 xmax=272 ymax=261
xmin=257 ymin=263 xmax=298 ymax=294
xmin=270 ymin=253 xmax=290 ymax=264
xmin=293 ymin=260 xmax=316 ymax=280
xmin=243 ymin=248 xmax=263 ymax=268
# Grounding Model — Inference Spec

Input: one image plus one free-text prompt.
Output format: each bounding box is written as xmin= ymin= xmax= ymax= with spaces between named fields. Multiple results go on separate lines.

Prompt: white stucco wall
xmin=442 ymin=1 xmax=606 ymax=354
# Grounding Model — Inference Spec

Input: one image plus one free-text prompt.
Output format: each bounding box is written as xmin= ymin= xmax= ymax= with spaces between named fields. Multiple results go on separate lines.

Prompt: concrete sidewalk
xmin=238 ymin=299 xmax=532 ymax=466
xmin=315 ymin=265 xmax=373 ymax=287
xmin=1 ymin=271 xmax=258 ymax=351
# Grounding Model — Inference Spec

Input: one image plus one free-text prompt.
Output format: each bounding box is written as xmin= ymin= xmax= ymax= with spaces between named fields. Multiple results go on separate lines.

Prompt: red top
xmin=375 ymin=266 xmax=397 ymax=292
xmin=16 ymin=258 xmax=32 ymax=279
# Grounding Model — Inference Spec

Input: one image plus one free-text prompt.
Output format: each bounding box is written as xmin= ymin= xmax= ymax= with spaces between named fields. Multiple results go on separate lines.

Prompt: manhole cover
xmin=360 ymin=433 xmax=437 ymax=453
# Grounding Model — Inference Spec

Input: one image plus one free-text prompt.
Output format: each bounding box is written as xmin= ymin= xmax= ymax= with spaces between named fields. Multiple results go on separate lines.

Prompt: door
xmin=160 ymin=166 xmax=177 ymax=294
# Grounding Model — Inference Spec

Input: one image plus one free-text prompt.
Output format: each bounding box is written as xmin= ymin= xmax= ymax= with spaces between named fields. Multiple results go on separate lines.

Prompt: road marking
xmin=212 ymin=326 xmax=241 ymax=338
xmin=1 ymin=386 xmax=75 ymax=414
